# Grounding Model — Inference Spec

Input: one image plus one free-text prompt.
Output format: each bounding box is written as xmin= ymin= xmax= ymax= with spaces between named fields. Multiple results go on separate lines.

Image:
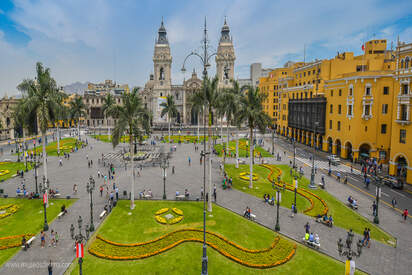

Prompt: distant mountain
xmin=63 ymin=82 xmax=89 ymax=94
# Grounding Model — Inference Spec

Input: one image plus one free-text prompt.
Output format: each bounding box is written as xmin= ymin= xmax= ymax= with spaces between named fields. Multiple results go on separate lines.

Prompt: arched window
xmin=401 ymin=59 xmax=404 ymax=69
xmin=405 ymin=57 xmax=410 ymax=69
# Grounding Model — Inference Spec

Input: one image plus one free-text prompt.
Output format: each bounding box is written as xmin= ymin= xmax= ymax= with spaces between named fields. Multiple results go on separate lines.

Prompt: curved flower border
xmin=0 ymin=234 xmax=34 ymax=250
xmin=0 ymin=204 xmax=19 ymax=219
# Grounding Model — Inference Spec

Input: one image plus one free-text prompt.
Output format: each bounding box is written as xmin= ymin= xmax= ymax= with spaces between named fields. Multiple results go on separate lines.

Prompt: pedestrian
xmin=366 ymin=228 xmax=371 ymax=248
xmin=100 ymin=185 xmax=103 ymax=197
xmin=115 ymin=187 xmax=119 ymax=201
xmin=59 ymin=158 xmax=62 ymax=167
xmin=172 ymin=166 xmax=175 ymax=174
xmin=391 ymin=198 xmax=397 ymax=208
xmin=55 ymin=232 xmax=59 ymax=246
xmin=188 ymin=156 xmax=191 ymax=166
xmin=48 ymin=260 xmax=53 ymax=275
xmin=304 ymin=222 xmax=310 ymax=234
xmin=73 ymin=184 xmax=77 ymax=194
xmin=49 ymin=230 xmax=55 ymax=247
xmin=362 ymin=227 xmax=368 ymax=246
xmin=41 ymin=231 xmax=45 ymax=248
xmin=201 ymin=187 xmax=204 ymax=199
xmin=291 ymin=203 xmax=295 ymax=217
xmin=337 ymin=171 xmax=341 ymax=182
xmin=213 ymin=189 xmax=217 ymax=202
xmin=350 ymin=165 xmax=353 ymax=173
xmin=372 ymin=201 xmax=377 ymax=216
xmin=98 ymin=170 xmax=101 ymax=178
xmin=403 ymin=209 xmax=408 ymax=221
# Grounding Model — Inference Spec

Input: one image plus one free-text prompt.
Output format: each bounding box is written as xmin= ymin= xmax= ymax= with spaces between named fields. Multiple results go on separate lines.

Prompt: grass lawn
xmin=163 ymin=135 xmax=218 ymax=143
xmin=0 ymin=198 xmax=76 ymax=267
xmin=67 ymin=200 xmax=365 ymax=275
xmin=92 ymin=135 xmax=131 ymax=143
xmin=0 ymin=161 xmax=33 ymax=182
xmin=215 ymin=138 xmax=272 ymax=157
xmin=26 ymin=138 xmax=84 ymax=156
xmin=225 ymin=164 xmax=395 ymax=246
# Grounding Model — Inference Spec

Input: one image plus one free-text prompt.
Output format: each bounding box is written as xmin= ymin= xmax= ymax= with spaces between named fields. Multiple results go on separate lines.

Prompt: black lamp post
xmin=86 ymin=176 xmax=95 ymax=232
xmin=373 ymin=175 xmax=382 ymax=224
xmin=275 ymin=189 xmax=281 ymax=231
xmin=33 ymin=139 xmax=39 ymax=195
xmin=271 ymin=126 xmax=275 ymax=156
xmin=309 ymin=122 xmax=319 ymax=189
xmin=42 ymin=177 xmax=49 ymax=231
xmin=74 ymin=216 xmax=85 ymax=275
xmin=293 ymin=176 xmax=298 ymax=213
xmin=292 ymin=138 xmax=296 ymax=170
xmin=337 ymin=229 xmax=362 ymax=274
xmin=160 ymin=156 xmax=169 ymax=199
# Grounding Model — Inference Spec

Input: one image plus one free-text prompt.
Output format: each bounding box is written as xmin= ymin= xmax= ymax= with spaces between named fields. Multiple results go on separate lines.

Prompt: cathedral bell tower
xmin=216 ymin=18 xmax=235 ymax=89
xmin=153 ymin=18 xmax=172 ymax=91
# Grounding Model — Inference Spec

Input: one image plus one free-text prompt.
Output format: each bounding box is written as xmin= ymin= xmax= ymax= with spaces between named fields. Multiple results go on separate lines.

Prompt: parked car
xmin=382 ymin=176 xmax=403 ymax=189
xmin=328 ymin=155 xmax=340 ymax=165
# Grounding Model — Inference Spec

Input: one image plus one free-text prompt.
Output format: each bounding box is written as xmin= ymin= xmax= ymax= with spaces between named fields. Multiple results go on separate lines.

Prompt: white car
xmin=328 ymin=155 xmax=340 ymax=165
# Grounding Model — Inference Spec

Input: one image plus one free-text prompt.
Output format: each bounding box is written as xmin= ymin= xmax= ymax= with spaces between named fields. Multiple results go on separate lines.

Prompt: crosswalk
xmin=294 ymin=156 xmax=362 ymax=175
xmin=103 ymin=152 xmax=162 ymax=163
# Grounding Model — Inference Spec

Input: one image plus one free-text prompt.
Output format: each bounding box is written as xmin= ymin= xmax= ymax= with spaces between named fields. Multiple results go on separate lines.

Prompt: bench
xmin=99 ymin=210 xmax=107 ymax=219
xmin=347 ymin=202 xmax=358 ymax=210
xmin=302 ymin=237 xmax=320 ymax=249
xmin=318 ymin=182 xmax=325 ymax=189
xmin=176 ymin=194 xmax=185 ymax=200
xmin=57 ymin=212 xmax=64 ymax=219
xmin=316 ymin=218 xmax=333 ymax=227
xmin=144 ymin=194 xmax=153 ymax=199
xmin=16 ymin=193 xmax=23 ymax=197
xmin=22 ymin=236 xmax=36 ymax=249
xmin=239 ymin=159 xmax=246 ymax=165
xmin=54 ymin=193 xmax=61 ymax=197
xmin=250 ymin=213 xmax=256 ymax=221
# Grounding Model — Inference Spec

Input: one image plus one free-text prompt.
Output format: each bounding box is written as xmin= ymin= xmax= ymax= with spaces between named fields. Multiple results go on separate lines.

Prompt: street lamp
xmin=160 ymin=155 xmax=169 ymax=199
xmin=337 ymin=229 xmax=362 ymax=274
xmin=309 ymin=121 xmax=319 ymax=189
xmin=373 ymin=175 xmax=382 ymax=224
xmin=275 ymin=189 xmax=281 ymax=231
xmin=42 ymin=176 xmax=49 ymax=231
xmin=292 ymin=138 xmax=296 ymax=170
xmin=182 ymin=18 xmax=226 ymax=275
xmin=293 ymin=176 xmax=298 ymax=213
xmin=33 ymin=139 xmax=39 ymax=195
xmin=271 ymin=126 xmax=275 ymax=156
xmin=74 ymin=216 xmax=85 ymax=275
xmin=86 ymin=176 xmax=95 ymax=232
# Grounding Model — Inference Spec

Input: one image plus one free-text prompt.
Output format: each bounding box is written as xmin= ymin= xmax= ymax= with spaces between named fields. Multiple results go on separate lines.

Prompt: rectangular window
xmin=381 ymin=124 xmax=387 ymax=134
xmin=337 ymin=121 xmax=341 ymax=131
xmin=400 ymin=104 xmax=408 ymax=120
xmin=402 ymin=84 xmax=409 ymax=95
xmin=329 ymin=120 xmax=332 ymax=129
xmin=382 ymin=104 xmax=388 ymax=114
xmin=348 ymin=105 xmax=353 ymax=116
xmin=330 ymin=104 xmax=333 ymax=114
xmin=365 ymin=86 xmax=371 ymax=95
xmin=383 ymin=86 xmax=389 ymax=95
xmin=365 ymin=105 xmax=370 ymax=116
xmin=349 ymin=87 xmax=353 ymax=96
xmin=400 ymin=129 xmax=406 ymax=144
xmin=330 ymin=90 xmax=333 ymax=96
xmin=338 ymin=105 xmax=342 ymax=114
xmin=339 ymin=89 xmax=342 ymax=96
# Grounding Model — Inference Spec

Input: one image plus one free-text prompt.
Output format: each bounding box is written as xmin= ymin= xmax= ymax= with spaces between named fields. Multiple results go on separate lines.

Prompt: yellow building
xmin=259 ymin=39 xmax=412 ymax=186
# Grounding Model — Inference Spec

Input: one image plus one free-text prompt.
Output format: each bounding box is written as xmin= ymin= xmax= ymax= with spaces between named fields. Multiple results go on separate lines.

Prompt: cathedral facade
xmin=142 ymin=19 xmax=235 ymax=125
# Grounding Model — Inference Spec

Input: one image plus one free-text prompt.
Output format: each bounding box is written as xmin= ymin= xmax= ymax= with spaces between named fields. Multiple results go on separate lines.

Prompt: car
xmin=382 ymin=176 xmax=403 ymax=189
xmin=327 ymin=155 xmax=340 ymax=165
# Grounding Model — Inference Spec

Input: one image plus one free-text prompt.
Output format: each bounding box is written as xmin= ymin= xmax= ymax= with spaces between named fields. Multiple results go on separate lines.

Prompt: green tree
xmin=69 ymin=95 xmax=86 ymax=140
xmin=237 ymin=86 xmax=272 ymax=188
xmin=54 ymin=91 xmax=68 ymax=155
xmin=160 ymin=95 xmax=178 ymax=149
xmin=102 ymin=93 xmax=116 ymax=138
xmin=18 ymin=62 xmax=60 ymax=195
xmin=190 ymin=76 xmax=220 ymax=212
xmin=12 ymin=99 xmax=30 ymax=163
xmin=107 ymin=87 xmax=151 ymax=210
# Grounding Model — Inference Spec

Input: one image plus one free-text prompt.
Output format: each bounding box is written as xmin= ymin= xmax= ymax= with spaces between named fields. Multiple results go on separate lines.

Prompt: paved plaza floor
xmin=0 ymin=135 xmax=411 ymax=275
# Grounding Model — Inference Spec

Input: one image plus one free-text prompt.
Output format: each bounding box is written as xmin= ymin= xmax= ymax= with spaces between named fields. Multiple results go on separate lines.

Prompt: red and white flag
xmin=361 ymin=44 xmax=365 ymax=51
xmin=43 ymin=193 xmax=48 ymax=205
xmin=76 ymin=243 xmax=84 ymax=258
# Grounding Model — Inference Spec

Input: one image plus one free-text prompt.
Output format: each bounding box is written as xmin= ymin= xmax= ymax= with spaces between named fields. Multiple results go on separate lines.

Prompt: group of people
xmin=221 ymin=173 xmax=232 ymax=189
xmin=243 ymin=206 xmax=252 ymax=219
xmin=263 ymin=193 xmax=275 ymax=205
xmin=316 ymin=214 xmax=333 ymax=226
xmin=361 ymin=228 xmax=371 ymax=248
xmin=347 ymin=196 xmax=358 ymax=207
xmin=39 ymin=230 xmax=59 ymax=248
xmin=304 ymin=222 xmax=320 ymax=244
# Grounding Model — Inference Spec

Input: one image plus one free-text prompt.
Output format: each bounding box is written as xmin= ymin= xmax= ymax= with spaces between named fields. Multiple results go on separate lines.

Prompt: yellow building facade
xmin=259 ymin=39 xmax=412 ymax=186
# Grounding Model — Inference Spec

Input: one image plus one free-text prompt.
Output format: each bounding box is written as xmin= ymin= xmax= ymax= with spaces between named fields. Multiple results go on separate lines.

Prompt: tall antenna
xmin=303 ymin=44 xmax=306 ymax=64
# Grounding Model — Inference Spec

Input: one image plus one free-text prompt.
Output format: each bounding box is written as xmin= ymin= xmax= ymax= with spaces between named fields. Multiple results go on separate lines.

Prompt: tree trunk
xmin=197 ymin=114 xmax=200 ymax=143
xmin=108 ymin=118 xmax=111 ymax=138
xmin=77 ymin=119 xmax=81 ymax=141
xmin=226 ymin=123 xmax=230 ymax=158
xmin=57 ymin=124 xmax=60 ymax=156
xmin=207 ymin=110 xmax=212 ymax=212
xmin=249 ymin=127 xmax=254 ymax=189
xmin=220 ymin=117 xmax=223 ymax=142
xmin=236 ymin=127 xmax=239 ymax=168
xmin=130 ymin=134 xmax=135 ymax=210
xmin=168 ymin=117 xmax=171 ymax=151
xmin=42 ymin=130 xmax=48 ymax=206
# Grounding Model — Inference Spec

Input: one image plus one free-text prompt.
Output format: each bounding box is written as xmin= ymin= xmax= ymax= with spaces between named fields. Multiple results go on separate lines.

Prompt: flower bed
xmin=154 ymin=208 xmax=184 ymax=225
xmin=88 ymin=228 xmax=296 ymax=268
xmin=0 ymin=170 xmax=10 ymax=176
xmin=0 ymin=204 xmax=19 ymax=219
xmin=0 ymin=234 xmax=34 ymax=250
xmin=239 ymin=172 xmax=258 ymax=181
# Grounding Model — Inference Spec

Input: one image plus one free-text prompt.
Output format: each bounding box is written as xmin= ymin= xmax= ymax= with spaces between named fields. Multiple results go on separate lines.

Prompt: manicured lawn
xmin=215 ymin=138 xmax=272 ymax=157
xmin=26 ymin=138 xmax=84 ymax=156
xmin=92 ymin=135 xmax=131 ymax=143
xmin=68 ymin=200 xmax=365 ymax=275
xmin=0 ymin=161 xmax=33 ymax=182
xmin=224 ymin=164 xmax=395 ymax=246
xmin=163 ymin=135 xmax=217 ymax=143
xmin=0 ymin=198 xmax=76 ymax=267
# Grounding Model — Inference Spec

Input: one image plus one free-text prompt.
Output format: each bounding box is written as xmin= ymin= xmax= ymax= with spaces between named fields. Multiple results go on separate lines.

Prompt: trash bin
xmin=123 ymin=190 xmax=127 ymax=197
xmin=0 ymin=189 xmax=3 ymax=194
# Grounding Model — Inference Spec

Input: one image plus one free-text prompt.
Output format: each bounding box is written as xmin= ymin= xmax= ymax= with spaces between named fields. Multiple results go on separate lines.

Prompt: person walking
xmin=304 ymin=222 xmax=310 ymax=234
xmin=115 ymin=187 xmax=119 ymax=201
xmin=172 ymin=166 xmax=175 ymax=174
xmin=100 ymin=185 xmax=103 ymax=197
xmin=403 ymin=209 xmax=408 ymax=221
xmin=188 ymin=156 xmax=191 ymax=166
xmin=291 ymin=203 xmax=295 ymax=218
xmin=48 ymin=260 xmax=53 ymax=275
xmin=59 ymin=158 xmax=62 ymax=167
xmin=391 ymin=198 xmax=397 ymax=208
xmin=372 ymin=201 xmax=377 ymax=216
xmin=213 ymin=187 xmax=217 ymax=202
xmin=40 ymin=231 xmax=45 ymax=248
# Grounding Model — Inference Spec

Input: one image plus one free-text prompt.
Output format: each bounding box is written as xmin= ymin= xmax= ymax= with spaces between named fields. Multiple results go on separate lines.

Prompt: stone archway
xmin=345 ymin=141 xmax=353 ymax=160
xmin=327 ymin=137 xmax=333 ymax=153
xmin=335 ymin=139 xmax=342 ymax=157
xmin=395 ymin=155 xmax=408 ymax=180
xmin=359 ymin=143 xmax=371 ymax=160
xmin=318 ymin=135 xmax=323 ymax=151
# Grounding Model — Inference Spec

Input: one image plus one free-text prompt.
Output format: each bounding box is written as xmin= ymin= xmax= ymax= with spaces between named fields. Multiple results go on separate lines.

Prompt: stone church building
xmin=141 ymin=19 xmax=236 ymax=125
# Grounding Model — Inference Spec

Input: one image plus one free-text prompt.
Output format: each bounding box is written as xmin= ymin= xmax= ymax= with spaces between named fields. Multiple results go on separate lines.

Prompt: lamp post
xmin=42 ymin=177 xmax=49 ymax=231
xmin=294 ymin=176 xmax=298 ymax=213
xmin=373 ymin=175 xmax=382 ymax=224
xmin=160 ymin=155 xmax=169 ymax=199
xmin=337 ymin=230 xmax=363 ymax=275
xmin=275 ymin=189 xmax=281 ymax=231
xmin=182 ymin=18 xmax=228 ymax=275
xmin=74 ymin=216 xmax=85 ymax=275
xmin=33 ymin=139 xmax=39 ymax=195
xmin=271 ymin=126 xmax=275 ymax=156
xmin=86 ymin=176 xmax=95 ymax=232
xmin=292 ymin=138 xmax=296 ymax=170
xmin=309 ymin=122 xmax=319 ymax=189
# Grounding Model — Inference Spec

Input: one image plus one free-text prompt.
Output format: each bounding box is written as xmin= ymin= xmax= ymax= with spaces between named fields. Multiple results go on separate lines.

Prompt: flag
xmin=76 ymin=243 xmax=84 ymax=258
xmin=361 ymin=44 xmax=365 ymax=51
xmin=43 ymin=193 xmax=48 ymax=204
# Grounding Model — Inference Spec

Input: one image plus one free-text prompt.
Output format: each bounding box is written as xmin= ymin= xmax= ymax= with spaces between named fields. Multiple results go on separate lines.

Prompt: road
xmin=269 ymin=134 xmax=412 ymax=217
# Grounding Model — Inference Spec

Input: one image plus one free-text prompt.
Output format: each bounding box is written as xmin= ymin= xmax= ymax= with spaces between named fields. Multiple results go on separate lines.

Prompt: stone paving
xmin=0 ymin=135 xmax=411 ymax=275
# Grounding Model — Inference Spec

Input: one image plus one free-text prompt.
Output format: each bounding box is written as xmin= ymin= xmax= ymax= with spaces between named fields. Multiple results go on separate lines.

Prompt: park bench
xmin=144 ymin=194 xmax=153 ymax=199
xmin=250 ymin=213 xmax=256 ymax=221
xmin=57 ymin=212 xmax=65 ymax=219
xmin=176 ymin=194 xmax=185 ymax=200
xmin=99 ymin=210 xmax=107 ymax=219
xmin=239 ymin=159 xmax=246 ymax=165
xmin=16 ymin=193 xmax=23 ymax=197
xmin=302 ymin=237 xmax=320 ymax=249
xmin=22 ymin=236 xmax=36 ymax=249
xmin=318 ymin=182 xmax=325 ymax=189
xmin=316 ymin=218 xmax=333 ymax=228
xmin=54 ymin=193 xmax=61 ymax=198
xmin=347 ymin=202 xmax=358 ymax=210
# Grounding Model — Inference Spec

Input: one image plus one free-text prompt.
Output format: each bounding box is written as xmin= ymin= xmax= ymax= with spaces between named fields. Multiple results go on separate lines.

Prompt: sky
xmin=0 ymin=0 xmax=412 ymax=96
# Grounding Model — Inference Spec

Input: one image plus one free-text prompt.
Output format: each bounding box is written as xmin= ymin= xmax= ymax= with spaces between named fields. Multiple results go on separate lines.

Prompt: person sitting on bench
xmin=309 ymin=233 xmax=314 ymax=242
xmin=352 ymin=199 xmax=357 ymax=207
xmin=323 ymin=214 xmax=328 ymax=222
xmin=314 ymin=233 xmax=320 ymax=244
xmin=243 ymin=207 xmax=251 ymax=219
xmin=328 ymin=215 xmax=333 ymax=225
xmin=316 ymin=214 xmax=322 ymax=222
xmin=61 ymin=205 xmax=68 ymax=215
xmin=269 ymin=196 xmax=275 ymax=206
xmin=22 ymin=236 xmax=28 ymax=250
xmin=348 ymin=196 xmax=353 ymax=204
xmin=305 ymin=232 xmax=309 ymax=241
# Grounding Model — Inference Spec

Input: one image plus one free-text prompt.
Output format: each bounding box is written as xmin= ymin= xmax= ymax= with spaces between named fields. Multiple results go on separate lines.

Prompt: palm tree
xmin=190 ymin=76 xmax=220 ymax=212
xmin=160 ymin=95 xmax=178 ymax=149
xmin=69 ymin=95 xmax=86 ymax=141
xmin=12 ymin=99 xmax=29 ymax=163
xmin=54 ymin=91 xmax=68 ymax=155
xmin=108 ymin=87 xmax=151 ymax=210
xmin=102 ymin=93 xmax=116 ymax=139
xmin=18 ymin=62 xmax=60 ymax=198
xmin=238 ymin=86 xmax=272 ymax=188
xmin=221 ymin=81 xmax=244 ymax=168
